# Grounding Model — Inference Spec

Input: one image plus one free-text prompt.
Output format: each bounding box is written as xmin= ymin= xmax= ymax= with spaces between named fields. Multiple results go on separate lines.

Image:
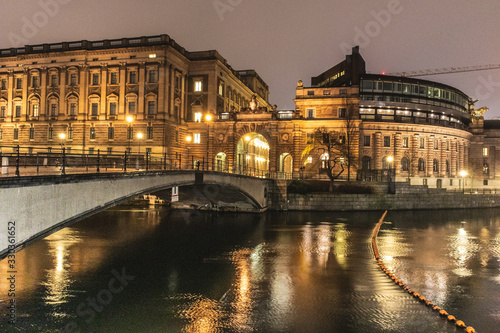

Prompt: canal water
xmin=1 ymin=206 xmax=499 ymax=332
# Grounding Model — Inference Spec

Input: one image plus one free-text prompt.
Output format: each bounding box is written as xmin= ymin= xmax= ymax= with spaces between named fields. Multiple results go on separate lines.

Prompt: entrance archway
xmin=236 ymin=133 xmax=270 ymax=176
xmin=215 ymin=152 xmax=226 ymax=172
xmin=279 ymin=153 xmax=293 ymax=177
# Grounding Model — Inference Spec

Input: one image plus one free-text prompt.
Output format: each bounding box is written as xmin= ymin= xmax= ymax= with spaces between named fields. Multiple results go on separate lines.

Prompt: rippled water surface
xmin=1 ymin=207 xmax=499 ymax=332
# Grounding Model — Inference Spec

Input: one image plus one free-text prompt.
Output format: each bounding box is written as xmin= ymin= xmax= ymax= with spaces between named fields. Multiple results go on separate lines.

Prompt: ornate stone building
xmin=0 ymin=35 xmax=496 ymax=189
xmin=0 ymin=34 xmax=270 ymax=159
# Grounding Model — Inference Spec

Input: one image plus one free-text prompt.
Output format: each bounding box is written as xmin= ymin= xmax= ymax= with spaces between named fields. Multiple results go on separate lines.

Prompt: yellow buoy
xmin=465 ymin=327 xmax=476 ymax=333
xmin=455 ymin=320 xmax=466 ymax=328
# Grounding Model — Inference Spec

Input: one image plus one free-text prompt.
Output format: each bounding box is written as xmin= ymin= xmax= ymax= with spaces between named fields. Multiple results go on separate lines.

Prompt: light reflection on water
xmin=0 ymin=208 xmax=499 ymax=332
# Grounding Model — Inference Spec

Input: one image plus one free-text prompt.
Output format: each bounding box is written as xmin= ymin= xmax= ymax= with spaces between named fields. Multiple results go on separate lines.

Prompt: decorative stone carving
xmin=249 ymin=94 xmax=259 ymax=111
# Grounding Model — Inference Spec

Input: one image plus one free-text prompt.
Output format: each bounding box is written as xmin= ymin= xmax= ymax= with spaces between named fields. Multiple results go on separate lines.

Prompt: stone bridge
xmin=0 ymin=171 xmax=272 ymax=257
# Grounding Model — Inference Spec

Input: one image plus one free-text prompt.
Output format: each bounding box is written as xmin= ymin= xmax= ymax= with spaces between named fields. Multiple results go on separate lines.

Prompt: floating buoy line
xmin=372 ymin=211 xmax=477 ymax=333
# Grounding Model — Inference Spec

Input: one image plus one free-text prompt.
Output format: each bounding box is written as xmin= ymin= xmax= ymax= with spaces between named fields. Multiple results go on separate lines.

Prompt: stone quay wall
xmin=285 ymin=192 xmax=500 ymax=211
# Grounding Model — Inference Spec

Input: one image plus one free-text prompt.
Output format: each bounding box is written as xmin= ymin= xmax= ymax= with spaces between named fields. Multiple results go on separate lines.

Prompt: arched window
xmin=401 ymin=157 xmax=409 ymax=171
xmin=446 ymin=160 xmax=450 ymax=174
xmin=29 ymin=96 xmax=40 ymax=118
xmin=215 ymin=152 xmax=226 ymax=172
xmin=66 ymin=93 xmax=78 ymax=117
xmin=362 ymin=156 xmax=371 ymax=170
xmin=433 ymin=159 xmax=439 ymax=173
xmin=418 ymin=158 xmax=425 ymax=172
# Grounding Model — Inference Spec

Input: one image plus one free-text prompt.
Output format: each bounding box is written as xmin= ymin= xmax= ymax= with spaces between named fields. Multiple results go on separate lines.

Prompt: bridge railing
xmin=0 ymin=145 xmax=294 ymax=180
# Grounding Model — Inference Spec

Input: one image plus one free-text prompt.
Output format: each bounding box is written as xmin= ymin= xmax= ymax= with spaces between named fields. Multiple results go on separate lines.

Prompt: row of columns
xmin=370 ymin=131 xmax=468 ymax=178
xmin=1 ymin=60 xmax=189 ymax=123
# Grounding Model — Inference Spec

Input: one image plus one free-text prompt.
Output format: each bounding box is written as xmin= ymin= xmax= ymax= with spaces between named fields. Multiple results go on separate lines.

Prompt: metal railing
xmin=0 ymin=145 xmax=293 ymax=180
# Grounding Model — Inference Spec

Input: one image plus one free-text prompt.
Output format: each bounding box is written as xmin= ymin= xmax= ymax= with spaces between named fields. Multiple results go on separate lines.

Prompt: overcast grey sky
xmin=2 ymin=0 xmax=500 ymax=117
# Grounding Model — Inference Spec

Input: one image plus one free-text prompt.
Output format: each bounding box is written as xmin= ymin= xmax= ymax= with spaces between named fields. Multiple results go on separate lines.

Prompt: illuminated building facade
xmin=0 ymin=34 xmax=270 ymax=158
xmin=0 ymin=35 xmax=496 ymax=188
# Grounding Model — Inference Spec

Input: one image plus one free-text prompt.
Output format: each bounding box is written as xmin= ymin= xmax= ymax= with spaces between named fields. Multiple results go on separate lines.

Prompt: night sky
xmin=1 ymin=0 xmax=500 ymax=117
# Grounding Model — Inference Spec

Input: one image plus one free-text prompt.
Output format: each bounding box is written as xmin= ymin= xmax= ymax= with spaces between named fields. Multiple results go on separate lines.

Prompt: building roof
xmin=484 ymin=120 xmax=500 ymax=129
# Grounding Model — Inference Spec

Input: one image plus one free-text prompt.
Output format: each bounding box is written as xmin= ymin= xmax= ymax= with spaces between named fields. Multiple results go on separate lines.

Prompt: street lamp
xmin=126 ymin=115 xmax=134 ymax=152
xmin=136 ymin=132 xmax=143 ymax=170
xmin=59 ymin=133 xmax=66 ymax=175
xmin=387 ymin=156 xmax=394 ymax=194
xmin=459 ymin=170 xmax=468 ymax=193
xmin=205 ymin=113 xmax=212 ymax=170
xmin=186 ymin=135 xmax=192 ymax=169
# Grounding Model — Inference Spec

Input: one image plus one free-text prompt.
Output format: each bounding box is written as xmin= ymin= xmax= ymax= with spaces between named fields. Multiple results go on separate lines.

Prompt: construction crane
xmin=388 ymin=64 xmax=500 ymax=78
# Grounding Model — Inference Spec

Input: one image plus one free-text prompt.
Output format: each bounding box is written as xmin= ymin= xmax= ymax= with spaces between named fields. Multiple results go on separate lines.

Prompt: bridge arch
xmin=0 ymin=171 xmax=270 ymax=258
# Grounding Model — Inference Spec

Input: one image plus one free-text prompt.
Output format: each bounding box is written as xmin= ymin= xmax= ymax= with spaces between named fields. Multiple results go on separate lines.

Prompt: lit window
xmin=194 ymin=133 xmax=201 ymax=144
xmin=483 ymin=148 xmax=489 ymax=157
xmin=194 ymin=81 xmax=202 ymax=92
xmin=218 ymin=83 xmax=224 ymax=96
xmin=307 ymin=156 xmax=313 ymax=164
xmin=402 ymin=137 xmax=409 ymax=148
xmin=194 ymin=112 xmax=202 ymax=122
xmin=33 ymin=105 xmax=39 ymax=117
xmin=307 ymin=108 xmax=315 ymax=118
xmin=149 ymin=54 xmax=156 ymax=58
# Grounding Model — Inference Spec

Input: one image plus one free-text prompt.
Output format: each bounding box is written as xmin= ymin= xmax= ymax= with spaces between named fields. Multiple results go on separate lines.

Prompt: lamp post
xmin=205 ymin=113 xmax=212 ymax=170
xmin=186 ymin=135 xmax=192 ymax=169
xmin=59 ymin=133 xmax=66 ymax=175
xmin=136 ymin=132 xmax=143 ymax=170
xmin=459 ymin=170 xmax=468 ymax=193
xmin=126 ymin=115 xmax=133 ymax=153
xmin=387 ymin=156 xmax=395 ymax=194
